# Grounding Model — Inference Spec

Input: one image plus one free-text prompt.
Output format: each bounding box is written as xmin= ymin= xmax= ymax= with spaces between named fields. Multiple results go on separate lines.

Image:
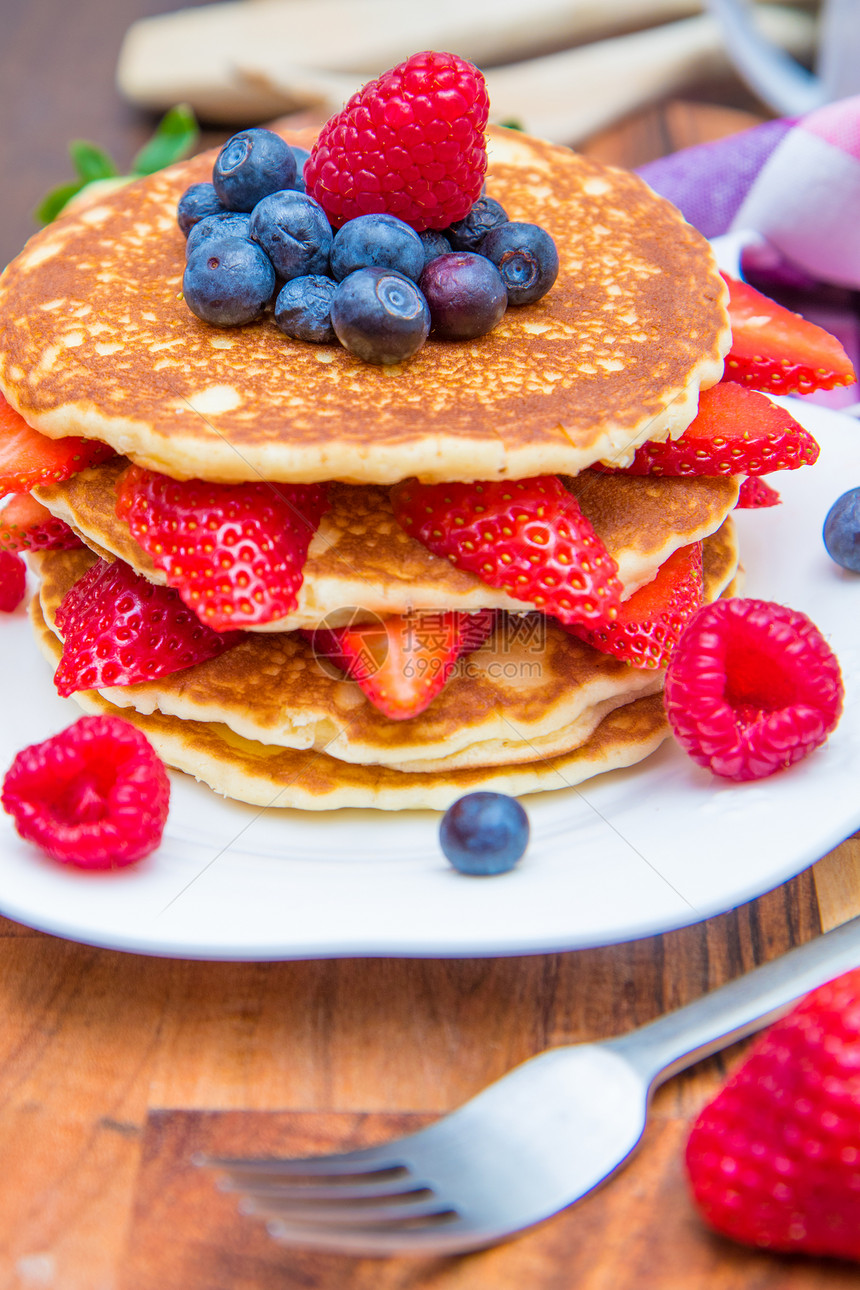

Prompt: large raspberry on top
xmin=305 ymin=51 xmax=489 ymax=231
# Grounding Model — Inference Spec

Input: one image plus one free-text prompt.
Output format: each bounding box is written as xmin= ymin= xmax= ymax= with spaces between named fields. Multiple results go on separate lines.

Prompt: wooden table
xmin=2 ymin=4 xmax=860 ymax=1287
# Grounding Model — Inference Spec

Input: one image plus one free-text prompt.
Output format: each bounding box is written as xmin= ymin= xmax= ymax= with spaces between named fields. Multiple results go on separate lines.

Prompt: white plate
xmin=0 ymin=401 xmax=858 ymax=960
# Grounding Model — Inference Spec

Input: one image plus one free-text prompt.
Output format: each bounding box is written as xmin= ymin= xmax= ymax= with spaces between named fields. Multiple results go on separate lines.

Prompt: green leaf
xmin=34 ymin=180 xmax=87 ymax=225
xmin=69 ymin=139 xmax=118 ymax=182
xmin=130 ymin=104 xmax=198 ymax=175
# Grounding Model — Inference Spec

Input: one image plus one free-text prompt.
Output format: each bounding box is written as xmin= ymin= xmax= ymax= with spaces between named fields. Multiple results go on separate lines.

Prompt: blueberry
xmin=185 ymin=211 xmax=252 ymax=258
xmin=480 ymin=221 xmax=559 ymax=306
xmin=439 ymin=792 xmax=529 ymax=876
xmin=177 ymin=182 xmax=227 ymax=235
xmin=419 ymin=228 xmax=452 ymax=268
xmin=420 ymin=252 xmax=507 ymax=340
xmin=330 ymin=214 xmax=425 ymax=283
xmin=823 ymin=487 xmax=860 ymax=572
xmin=212 ymin=128 xmax=298 ymax=212
xmin=331 ymin=267 xmax=430 ymax=364
xmin=249 ymin=190 xmax=332 ymax=280
xmin=183 ymin=236 xmax=276 ymax=326
xmin=275 ymin=275 xmax=338 ymax=343
xmin=447 ymin=197 xmax=508 ymax=252
xmin=290 ymin=145 xmax=311 ymax=193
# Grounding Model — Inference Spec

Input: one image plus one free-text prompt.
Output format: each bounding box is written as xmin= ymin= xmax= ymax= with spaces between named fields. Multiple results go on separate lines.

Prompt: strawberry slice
xmin=0 ymin=494 xmax=83 ymax=552
xmin=115 ymin=466 xmax=330 ymax=630
xmin=736 ymin=476 xmax=781 ymax=509
xmin=0 ymin=391 xmax=115 ymax=491
xmin=0 ymin=550 xmax=26 ymax=613
xmin=563 ymin=542 xmax=703 ymax=670
xmin=53 ymin=557 xmax=243 ymax=697
xmin=390 ymin=475 xmax=622 ymax=627
xmin=599 ymin=383 xmax=819 ymax=478
xmin=306 ymin=609 xmax=495 ymax=720
xmin=722 ymin=273 xmax=855 ymax=394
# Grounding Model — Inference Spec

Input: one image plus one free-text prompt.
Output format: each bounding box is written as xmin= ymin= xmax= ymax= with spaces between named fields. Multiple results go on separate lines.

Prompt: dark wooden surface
xmin=2 ymin=4 xmax=860 ymax=1288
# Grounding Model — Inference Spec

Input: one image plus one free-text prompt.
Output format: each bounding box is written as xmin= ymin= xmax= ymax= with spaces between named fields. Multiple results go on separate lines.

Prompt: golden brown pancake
xmin=0 ymin=126 xmax=729 ymax=486
xmin=34 ymin=460 xmax=738 ymax=629
xmin=31 ymin=594 xmax=671 ymax=810
xmin=31 ymin=518 xmax=737 ymax=778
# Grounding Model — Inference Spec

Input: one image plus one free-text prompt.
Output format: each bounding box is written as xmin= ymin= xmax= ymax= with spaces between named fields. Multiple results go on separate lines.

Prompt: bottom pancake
xmin=31 ymin=594 xmax=671 ymax=811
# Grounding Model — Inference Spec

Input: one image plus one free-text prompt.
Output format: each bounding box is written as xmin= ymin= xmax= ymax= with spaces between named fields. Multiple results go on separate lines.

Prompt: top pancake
xmin=0 ymin=126 xmax=729 ymax=486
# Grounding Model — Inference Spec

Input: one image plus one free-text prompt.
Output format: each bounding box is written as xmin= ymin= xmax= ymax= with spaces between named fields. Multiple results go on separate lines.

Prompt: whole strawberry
xmin=305 ymin=51 xmax=489 ymax=231
xmin=686 ymin=968 xmax=860 ymax=1261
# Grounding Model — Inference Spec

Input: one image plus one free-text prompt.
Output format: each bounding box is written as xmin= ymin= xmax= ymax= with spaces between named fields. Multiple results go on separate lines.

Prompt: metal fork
xmin=199 ymin=915 xmax=860 ymax=1256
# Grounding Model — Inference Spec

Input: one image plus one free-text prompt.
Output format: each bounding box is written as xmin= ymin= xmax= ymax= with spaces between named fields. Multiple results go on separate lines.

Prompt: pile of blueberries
xmin=178 ymin=127 xmax=559 ymax=365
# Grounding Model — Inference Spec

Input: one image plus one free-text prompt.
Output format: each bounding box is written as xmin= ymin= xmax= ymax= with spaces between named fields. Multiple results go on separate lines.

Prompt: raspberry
xmin=0 ymin=550 xmax=26 ymax=612
xmin=664 ymin=598 xmax=843 ymax=781
xmin=305 ymin=51 xmax=489 ymax=231
xmin=686 ymin=968 xmax=860 ymax=1260
xmin=2 ymin=715 xmax=170 ymax=869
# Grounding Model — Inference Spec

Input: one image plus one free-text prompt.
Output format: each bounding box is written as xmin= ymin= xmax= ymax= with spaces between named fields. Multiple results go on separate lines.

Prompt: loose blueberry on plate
xmin=331 ymin=267 xmax=430 ymax=364
xmin=250 ymin=190 xmax=333 ymax=279
xmin=330 ymin=213 xmax=426 ymax=283
xmin=420 ymin=252 xmax=507 ymax=340
xmin=177 ymin=182 xmax=227 ymax=235
xmin=212 ymin=128 xmax=298 ymax=212
xmin=823 ymin=486 xmax=860 ymax=572
xmin=275 ymin=274 xmax=338 ymax=343
xmin=439 ymin=792 xmax=529 ymax=875
xmin=183 ymin=236 xmax=276 ymax=326
xmin=447 ymin=196 xmax=508 ymax=252
xmin=480 ymin=221 xmax=559 ymax=306
xmin=185 ymin=211 xmax=253 ymax=258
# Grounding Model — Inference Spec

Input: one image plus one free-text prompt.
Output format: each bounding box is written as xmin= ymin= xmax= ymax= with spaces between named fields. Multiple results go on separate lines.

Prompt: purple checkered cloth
xmin=637 ymin=97 xmax=860 ymax=408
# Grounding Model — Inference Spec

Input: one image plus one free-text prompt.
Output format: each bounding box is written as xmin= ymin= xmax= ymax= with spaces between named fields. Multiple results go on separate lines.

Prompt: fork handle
xmin=609 ymin=914 xmax=860 ymax=1088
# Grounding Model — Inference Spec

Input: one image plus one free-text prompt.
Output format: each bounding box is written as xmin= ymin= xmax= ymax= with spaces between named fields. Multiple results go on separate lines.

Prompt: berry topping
xmin=391 ymin=475 xmax=623 ymax=626
xmin=177 ymin=182 xmax=227 ymax=235
xmin=0 ymin=494 xmax=82 ymax=552
xmin=419 ymin=228 xmax=452 ymax=267
xmin=664 ymin=598 xmax=843 ymax=781
xmin=722 ymin=273 xmax=855 ymax=395
xmin=602 ymin=383 xmax=820 ymax=478
xmin=330 ymin=213 xmax=425 ymax=283
xmin=823 ymin=486 xmax=860 ymax=572
xmin=447 ymin=196 xmax=509 ymax=252
xmin=479 ymin=221 xmax=559 ymax=306
xmin=115 ymin=466 xmax=330 ymax=630
xmin=439 ymin=792 xmax=529 ymax=875
xmin=183 ymin=236 xmax=276 ymax=327
xmin=212 ymin=127 xmax=298 ymax=212
xmin=308 ymin=608 xmax=491 ymax=720
xmin=419 ymin=252 xmax=507 ymax=340
xmin=249 ymin=190 xmax=332 ymax=280
xmin=686 ymin=968 xmax=860 ymax=1261
xmin=330 ymin=267 xmax=430 ymax=364
xmin=305 ymin=50 xmax=489 ymax=231
xmin=274 ymin=274 xmax=338 ymax=343
xmin=0 ymin=392 xmax=114 ymax=492
xmin=565 ymin=542 xmax=704 ymax=670
xmin=736 ymin=476 xmax=781 ymax=508
xmin=2 ymin=715 xmax=170 ymax=869
xmin=52 ymin=557 xmax=243 ymax=697
xmin=185 ymin=211 xmax=252 ymax=259
xmin=0 ymin=550 xmax=26 ymax=612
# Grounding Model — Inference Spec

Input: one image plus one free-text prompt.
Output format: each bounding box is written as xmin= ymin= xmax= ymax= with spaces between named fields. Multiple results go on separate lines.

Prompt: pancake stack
xmin=0 ymin=124 xmax=740 ymax=810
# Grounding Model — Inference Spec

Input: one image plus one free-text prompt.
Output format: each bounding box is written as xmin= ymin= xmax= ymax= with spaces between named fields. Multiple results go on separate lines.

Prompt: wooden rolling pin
xmin=117 ymin=0 xmax=815 ymax=134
